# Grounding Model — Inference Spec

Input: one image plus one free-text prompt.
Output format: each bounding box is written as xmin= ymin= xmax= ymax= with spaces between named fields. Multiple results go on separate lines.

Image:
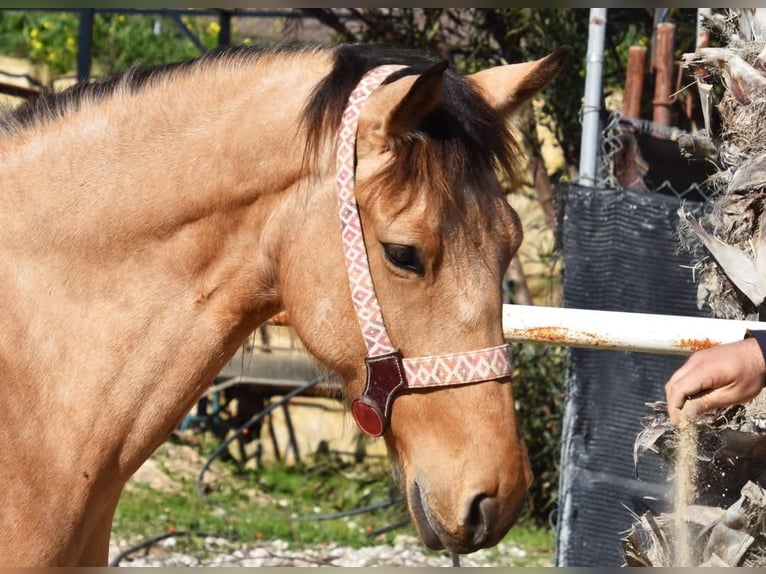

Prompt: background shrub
xmin=511 ymin=342 xmax=567 ymax=527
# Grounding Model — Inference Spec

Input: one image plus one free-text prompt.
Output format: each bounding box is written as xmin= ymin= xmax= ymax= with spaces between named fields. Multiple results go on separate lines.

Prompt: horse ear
xmin=467 ymin=46 xmax=570 ymax=117
xmin=385 ymin=60 xmax=449 ymax=137
xmin=359 ymin=61 xmax=448 ymax=148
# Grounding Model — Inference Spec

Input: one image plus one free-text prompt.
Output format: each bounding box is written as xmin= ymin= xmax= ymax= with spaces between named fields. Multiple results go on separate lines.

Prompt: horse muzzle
xmin=407 ymin=477 xmax=529 ymax=554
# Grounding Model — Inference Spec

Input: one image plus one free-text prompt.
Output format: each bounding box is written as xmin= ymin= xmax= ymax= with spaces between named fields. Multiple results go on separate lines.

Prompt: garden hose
xmin=195 ymin=373 xmax=331 ymax=496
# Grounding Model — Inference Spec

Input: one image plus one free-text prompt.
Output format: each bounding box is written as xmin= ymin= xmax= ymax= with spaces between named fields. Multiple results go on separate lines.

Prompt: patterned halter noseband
xmin=337 ymin=64 xmax=512 ymax=437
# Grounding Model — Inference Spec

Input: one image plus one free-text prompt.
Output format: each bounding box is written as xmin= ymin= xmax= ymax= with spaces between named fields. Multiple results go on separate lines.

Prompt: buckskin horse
xmin=0 ymin=43 xmax=566 ymax=565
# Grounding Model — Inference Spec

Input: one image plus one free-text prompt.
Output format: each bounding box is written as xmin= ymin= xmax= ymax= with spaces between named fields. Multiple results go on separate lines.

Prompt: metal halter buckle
xmin=351 ymin=351 xmax=406 ymax=437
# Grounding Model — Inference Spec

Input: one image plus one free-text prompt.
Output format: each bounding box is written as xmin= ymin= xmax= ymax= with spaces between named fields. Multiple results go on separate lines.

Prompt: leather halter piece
xmin=336 ymin=65 xmax=513 ymax=437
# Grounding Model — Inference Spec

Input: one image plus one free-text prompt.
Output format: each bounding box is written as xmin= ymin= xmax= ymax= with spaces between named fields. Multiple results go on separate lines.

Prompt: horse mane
xmin=303 ymin=44 xmax=524 ymax=224
xmin=0 ymin=43 xmax=311 ymax=133
xmin=3 ymin=42 xmax=523 ymax=222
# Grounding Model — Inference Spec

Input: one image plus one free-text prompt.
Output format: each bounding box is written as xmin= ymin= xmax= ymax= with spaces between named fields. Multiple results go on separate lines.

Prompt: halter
xmin=337 ymin=65 xmax=513 ymax=437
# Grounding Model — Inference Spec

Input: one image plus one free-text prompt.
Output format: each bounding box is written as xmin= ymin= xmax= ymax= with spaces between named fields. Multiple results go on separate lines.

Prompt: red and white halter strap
xmin=336 ymin=64 xmax=512 ymax=437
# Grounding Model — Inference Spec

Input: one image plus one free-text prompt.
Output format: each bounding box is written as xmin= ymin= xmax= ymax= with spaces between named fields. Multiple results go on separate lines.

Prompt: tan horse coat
xmin=0 ymin=45 xmax=566 ymax=565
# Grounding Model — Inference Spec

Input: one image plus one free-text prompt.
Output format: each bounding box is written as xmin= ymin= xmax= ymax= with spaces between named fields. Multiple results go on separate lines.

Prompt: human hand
xmin=665 ymin=337 xmax=766 ymax=426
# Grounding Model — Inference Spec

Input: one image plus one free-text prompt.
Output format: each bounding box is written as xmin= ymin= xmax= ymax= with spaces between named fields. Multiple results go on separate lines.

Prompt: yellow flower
xmin=65 ymin=36 xmax=76 ymax=50
xmin=29 ymin=28 xmax=39 ymax=39
xmin=42 ymin=20 xmax=52 ymax=30
xmin=31 ymin=39 xmax=43 ymax=51
xmin=207 ymin=21 xmax=220 ymax=34
xmin=118 ymin=14 xmax=127 ymax=23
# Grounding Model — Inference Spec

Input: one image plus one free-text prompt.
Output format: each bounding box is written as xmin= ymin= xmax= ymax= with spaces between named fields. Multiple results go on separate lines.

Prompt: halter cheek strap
xmin=336 ymin=65 xmax=513 ymax=437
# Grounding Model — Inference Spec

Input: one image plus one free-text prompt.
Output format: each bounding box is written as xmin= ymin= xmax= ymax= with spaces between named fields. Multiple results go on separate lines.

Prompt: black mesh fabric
xmin=554 ymin=184 xmax=707 ymax=566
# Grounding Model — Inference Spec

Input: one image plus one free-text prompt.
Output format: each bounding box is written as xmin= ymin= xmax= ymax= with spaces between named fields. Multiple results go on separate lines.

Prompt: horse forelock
xmin=302 ymin=44 xmax=523 ymax=232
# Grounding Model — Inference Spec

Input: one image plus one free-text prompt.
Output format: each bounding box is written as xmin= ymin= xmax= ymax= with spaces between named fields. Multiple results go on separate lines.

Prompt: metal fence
xmin=596 ymin=111 xmax=715 ymax=202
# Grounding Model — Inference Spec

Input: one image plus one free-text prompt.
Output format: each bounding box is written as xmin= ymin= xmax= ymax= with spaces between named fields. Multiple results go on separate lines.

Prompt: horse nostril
xmin=466 ymin=494 xmax=498 ymax=545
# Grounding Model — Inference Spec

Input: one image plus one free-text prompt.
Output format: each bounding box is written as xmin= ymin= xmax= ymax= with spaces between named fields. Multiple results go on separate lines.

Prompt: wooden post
xmin=623 ymin=46 xmax=647 ymax=119
xmin=652 ymin=22 xmax=676 ymax=129
xmin=617 ymin=46 xmax=649 ymax=191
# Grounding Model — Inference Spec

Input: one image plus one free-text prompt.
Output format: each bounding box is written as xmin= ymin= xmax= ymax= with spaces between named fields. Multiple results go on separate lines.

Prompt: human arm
xmin=664 ymin=330 xmax=766 ymax=426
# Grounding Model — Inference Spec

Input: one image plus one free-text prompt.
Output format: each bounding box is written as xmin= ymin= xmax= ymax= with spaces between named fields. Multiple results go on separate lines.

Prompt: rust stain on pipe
xmin=510 ymin=326 xmax=609 ymax=346
xmin=672 ymin=338 xmax=717 ymax=352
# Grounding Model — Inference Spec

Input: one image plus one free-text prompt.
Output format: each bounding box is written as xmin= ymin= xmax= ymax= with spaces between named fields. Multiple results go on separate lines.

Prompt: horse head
xmin=280 ymin=46 xmax=568 ymax=553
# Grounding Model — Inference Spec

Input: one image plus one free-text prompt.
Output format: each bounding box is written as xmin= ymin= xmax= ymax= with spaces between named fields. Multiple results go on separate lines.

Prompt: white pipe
xmin=503 ymin=304 xmax=763 ymax=356
xmin=697 ymin=8 xmax=712 ymax=49
xmin=577 ymin=8 xmax=607 ymax=187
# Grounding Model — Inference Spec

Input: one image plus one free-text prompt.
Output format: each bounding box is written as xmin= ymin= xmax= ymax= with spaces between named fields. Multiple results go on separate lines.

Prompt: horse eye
xmin=382 ymin=243 xmax=425 ymax=276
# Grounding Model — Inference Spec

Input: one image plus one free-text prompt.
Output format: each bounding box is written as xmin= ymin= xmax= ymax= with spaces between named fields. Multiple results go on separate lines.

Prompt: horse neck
xmin=2 ymin=52 xmax=334 ymax=244
xmin=0 ymin=52 xmax=337 ymax=480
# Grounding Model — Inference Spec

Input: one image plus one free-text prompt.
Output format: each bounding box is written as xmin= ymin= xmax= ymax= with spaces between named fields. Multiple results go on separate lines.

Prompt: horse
xmin=0 ymin=42 xmax=566 ymax=566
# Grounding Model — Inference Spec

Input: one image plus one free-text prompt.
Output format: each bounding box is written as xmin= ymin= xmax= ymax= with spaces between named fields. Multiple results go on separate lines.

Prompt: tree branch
xmin=297 ymin=9 xmax=357 ymax=42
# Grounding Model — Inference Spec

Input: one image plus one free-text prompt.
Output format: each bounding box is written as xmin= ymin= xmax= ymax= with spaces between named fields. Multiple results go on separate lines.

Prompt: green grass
xmin=112 ymin=436 xmax=555 ymax=565
xmin=114 ymin=441 xmax=408 ymax=546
